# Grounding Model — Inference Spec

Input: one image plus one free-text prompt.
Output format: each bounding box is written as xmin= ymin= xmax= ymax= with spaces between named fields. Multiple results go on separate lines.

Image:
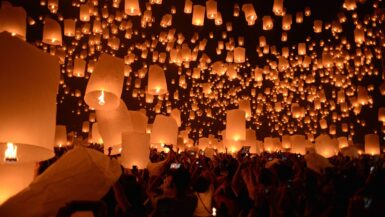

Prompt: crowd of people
xmin=48 ymin=146 xmax=385 ymax=217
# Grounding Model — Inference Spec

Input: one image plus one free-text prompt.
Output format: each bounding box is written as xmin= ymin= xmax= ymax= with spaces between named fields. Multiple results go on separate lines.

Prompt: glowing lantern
xmin=125 ymin=0 xmax=141 ymax=16
xmin=63 ymin=19 xmax=75 ymax=37
xmin=150 ymin=115 xmax=178 ymax=146
xmin=320 ymin=119 xmax=328 ymax=129
xmin=147 ymin=64 xmax=168 ymax=95
xmin=364 ymin=134 xmax=380 ymax=155
xmin=290 ymin=135 xmax=306 ymax=155
xmin=91 ymin=123 xmax=103 ymax=144
xmin=234 ymin=47 xmax=245 ymax=63
xmin=298 ymin=43 xmax=306 ymax=55
xmin=262 ymin=16 xmax=273 ymax=31
xmin=42 ymin=17 xmax=62 ymax=46
xmin=73 ymin=58 xmax=86 ymax=77
xmin=344 ymin=0 xmax=357 ymax=10
xmin=84 ymin=54 xmax=124 ymax=111
xmin=96 ymin=100 xmax=133 ymax=155
xmin=171 ymin=109 xmax=182 ymax=127
xmin=337 ymin=137 xmax=348 ymax=149
xmin=273 ymin=0 xmax=284 ymax=16
xmin=238 ymin=99 xmax=251 ymax=119
xmin=226 ymin=109 xmax=246 ymax=142
xmin=282 ymin=14 xmax=292 ymax=30
xmin=243 ymin=129 xmax=259 ymax=154
xmin=121 ymin=132 xmax=150 ymax=169
xmin=282 ymin=135 xmax=291 ymax=149
xmin=192 ymin=5 xmax=205 ymax=26
xmin=0 ymin=6 xmax=26 ymax=40
xmin=199 ymin=137 xmax=210 ymax=150
xmin=184 ymin=0 xmax=193 ymax=14
xmin=47 ymin=0 xmax=58 ymax=13
xmin=242 ymin=4 xmax=257 ymax=25
xmin=313 ymin=20 xmax=322 ymax=33
xmin=82 ymin=121 xmax=90 ymax=133
xmin=0 ymin=163 xmax=35 ymax=204
xmin=206 ymin=0 xmax=217 ymax=19
xmin=0 ymin=32 xmax=59 ymax=162
xmin=264 ymin=137 xmax=281 ymax=152
xmin=354 ymin=28 xmax=365 ymax=45
xmin=296 ymin=12 xmax=303 ymax=23
xmin=379 ymin=108 xmax=385 ymax=122
xmin=54 ymin=125 xmax=67 ymax=147
xmin=315 ymin=134 xmax=338 ymax=158
xmin=79 ymin=4 xmax=90 ymax=22
xmin=127 ymin=111 xmax=148 ymax=133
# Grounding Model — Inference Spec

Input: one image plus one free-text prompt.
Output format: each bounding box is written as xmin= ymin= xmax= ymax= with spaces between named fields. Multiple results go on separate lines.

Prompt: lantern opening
xmin=4 ymin=142 xmax=17 ymax=163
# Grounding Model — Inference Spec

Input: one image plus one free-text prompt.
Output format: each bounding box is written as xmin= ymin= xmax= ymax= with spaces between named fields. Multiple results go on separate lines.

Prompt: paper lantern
xmin=0 ymin=6 xmax=26 ymax=40
xmin=281 ymin=134 xmax=291 ymax=149
xmin=73 ymin=58 xmax=86 ymax=77
xmin=82 ymin=121 xmax=90 ymax=133
xmin=354 ymin=28 xmax=365 ymax=45
xmin=199 ymin=137 xmax=210 ymax=150
xmin=125 ymin=0 xmax=141 ymax=16
xmin=171 ymin=108 xmax=182 ymax=127
xmin=315 ymin=134 xmax=338 ymax=158
xmin=223 ymin=131 xmax=243 ymax=153
xmin=147 ymin=64 xmax=168 ymax=95
xmin=63 ymin=19 xmax=75 ymax=37
xmin=364 ymin=134 xmax=380 ymax=155
xmin=262 ymin=16 xmax=273 ymax=30
xmin=79 ymin=4 xmax=90 ymax=21
xmin=184 ymin=0 xmax=193 ymax=14
xmin=96 ymin=100 xmax=133 ymax=155
xmin=264 ymin=137 xmax=281 ymax=152
xmin=54 ymin=125 xmax=67 ymax=147
xmin=226 ymin=109 xmax=246 ymax=141
xmin=206 ymin=0 xmax=217 ymax=19
xmin=242 ymin=4 xmax=257 ymax=25
xmin=47 ymin=0 xmax=58 ymax=13
xmin=344 ymin=0 xmax=357 ymax=10
xmin=298 ymin=43 xmax=306 ymax=55
xmin=84 ymin=54 xmax=124 ymax=111
xmin=282 ymin=14 xmax=292 ymax=30
xmin=290 ymin=135 xmax=306 ymax=155
xmin=42 ymin=17 xmax=62 ymax=46
xmin=127 ymin=111 xmax=148 ymax=133
xmin=0 ymin=163 xmax=35 ymax=205
xmin=379 ymin=108 xmax=385 ymax=122
xmin=192 ymin=5 xmax=205 ymax=26
xmin=0 ymin=33 xmax=59 ymax=163
xmin=91 ymin=123 xmax=103 ymax=144
xmin=337 ymin=137 xmax=349 ymax=149
xmin=273 ymin=0 xmax=284 ymax=15
xmin=234 ymin=47 xmax=245 ymax=63
xmin=243 ymin=129 xmax=260 ymax=154
xmin=150 ymin=115 xmax=178 ymax=146
xmin=320 ymin=119 xmax=328 ymax=129
xmin=121 ymin=132 xmax=150 ymax=169
xmin=238 ymin=99 xmax=251 ymax=119
xmin=313 ymin=20 xmax=322 ymax=33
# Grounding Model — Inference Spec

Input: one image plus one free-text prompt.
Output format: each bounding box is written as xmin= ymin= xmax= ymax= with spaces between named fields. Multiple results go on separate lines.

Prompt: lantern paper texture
xmin=365 ymin=134 xmax=380 ymax=155
xmin=150 ymin=115 xmax=178 ymax=145
xmin=121 ymin=132 xmax=150 ymax=169
xmin=54 ymin=125 xmax=67 ymax=147
xmin=0 ymin=6 xmax=26 ymax=40
xmin=226 ymin=109 xmax=246 ymax=141
xmin=0 ymin=32 xmax=59 ymax=163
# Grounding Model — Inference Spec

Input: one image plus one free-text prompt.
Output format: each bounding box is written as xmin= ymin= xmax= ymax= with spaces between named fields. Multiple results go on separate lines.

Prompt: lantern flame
xmin=4 ymin=142 xmax=17 ymax=162
xmin=98 ymin=90 xmax=106 ymax=105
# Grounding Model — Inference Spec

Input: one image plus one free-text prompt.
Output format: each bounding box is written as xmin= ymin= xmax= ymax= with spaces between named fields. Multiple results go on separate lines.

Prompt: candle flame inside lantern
xmin=4 ymin=142 xmax=17 ymax=162
xmin=98 ymin=90 xmax=106 ymax=105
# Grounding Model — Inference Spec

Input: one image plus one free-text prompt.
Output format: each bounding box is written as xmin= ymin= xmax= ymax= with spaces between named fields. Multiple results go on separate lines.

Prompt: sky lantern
xmin=234 ymin=47 xmax=245 ymax=63
xmin=242 ymin=4 xmax=257 ymax=25
xmin=298 ymin=43 xmax=306 ymax=55
xmin=313 ymin=20 xmax=322 ymax=33
xmin=238 ymin=99 xmax=251 ymax=120
xmin=121 ymin=132 xmax=150 ymax=169
xmin=315 ymin=134 xmax=338 ymax=158
xmin=63 ymin=19 xmax=75 ymax=37
xmin=73 ymin=58 xmax=86 ymax=78
xmin=243 ymin=129 xmax=260 ymax=154
xmin=0 ymin=32 xmax=59 ymax=163
xmin=344 ymin=0 xmax=357 ymax=10
xmin=364 ymin=134 xmax=380 ymax=155
xmin=84 ymin=54 xmax=124 ymax=111
xmin=79 ymin=4 xmax=90 ymax=22
xmin=125 ymin=0 xmax=141 ymax=16
xmin=337 ymin=137 xmax=349 ymax=149
xmin=222 ymin=130 xmax=243 ymax=153
xmin=199 ymin=137 xmax=210 ymax=150
xmin=0 ymin=6 xmax=26 ymax=40
xmin=264 ymin=137 xmax=281 ymax=152
xmin=378 ymin=108 xmax=385 ymax=123
xmin=150 ymin=115 xmax=178 ymax=146
xmin=90 ymin=123 xmax=103 ymax=144
xmin=127 ymin=111 xmax=148 ymax=133
xmin=206 ymin=0 xmax=217 ymax=20
xmin=147 ymin=64 xmax=168 ymax=95
xmin=262 ymin=16 xmax=273 ymax=30
xmin=273 ymin=0 xmax=284 ymax=16
xmin=281 ymin=134 xmax=291 ymax=149
xmin=184 ymin=0 xmax=193 ymax=14
xmin=54 ymin=125 xmax=67 ymax=147
xmin=354 ymin=28 xmax=365 ymax=45
xmin=82 ymin=121 xmax=90 ymax=133
xmin=192 ymin=5 xmax=205 ymax=26
xmin=282 ymin=14 xmax=292 ymax=30
xmin=226 ymin=109 xmax=246 ymax=142
xmin=171 ymin=108 xmax=182 ymax=127
xmin=42 ymin=17 xmax=62 ymax=46
xmin=96 ymin=100 xmax=133 ymax=155
xmin=290 ymin=135 xmax=306 ymax=155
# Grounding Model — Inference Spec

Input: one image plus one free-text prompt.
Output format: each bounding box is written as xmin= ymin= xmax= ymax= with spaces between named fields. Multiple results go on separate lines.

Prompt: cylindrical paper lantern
xmin=54 ymin=125 xmax=67 ymax=147
xmin=262 ymin=16 xmax=273 ymax=30
xmin=63 ymin=19 xmax=75 ymax=37
xmin=264 ymin=137 xmax=281 ymax=152
xmin=234 ymin=47 xmax=245 ymax=63
xmin=121 ymin=132 xmax=150 ymax=169
xmin=192 ymin=5 xmax=205 ymax=26
xmin=0 ymin=33 xmax=59 ymax=163
xmin=85 ymin=54 xmax=124 ymax=111
xmin=91 ymin=123 xmax=103 ymax=144
xmin=125 ymin=0 xmax=141 ymax=16
xmin=147 ymin=64 xmax=168 ymax=95
xmin=290 ymin=135 xmax=306 ymax=155
xmin=171 ymin=108 xmax=181 ymax=127
xmin=337 ymin=137 xmax=348 ymax=149
xmin=243 ymin=129 xmax=260 ymax=154
xmin=379 ymin=108 xmax=385 ymax=122
xmin=364 ymin=134 xmax=380 ymax=155
xmin=150 ymin=115 xmax=178 ymax=146
xmin=96 ymin=100 xmax=133 ymax=155
xmin=281 ymin=134 xmax=291 ymax=149
xmin=206 ymin=0 xmax=217 ymax=19
xmin=79 ymin=4 xmax=90 ymax=22
xmin=127 ymin=111 xmax=148 ymax=133
xmin=273 ymin=0 xmax=284 ymax=15
xmin=0 ymin=163 xmax=35 ymax=204
xmin=73 ymin=58 xmax=86 ymax=77
xmin=0 ymin=6 xmax=26 ymax=40
xmin=242 ymin=4 xmax=257 ymax=25
xmin=238 ymin=99 xmax=251 ymax=119
xmin=42 ymin=17 xmax=62 ymax=46
xmin=315 ymin=134 xmax=338 ymax=158
xmin=226 ymin=109 xmax=246 ymax=141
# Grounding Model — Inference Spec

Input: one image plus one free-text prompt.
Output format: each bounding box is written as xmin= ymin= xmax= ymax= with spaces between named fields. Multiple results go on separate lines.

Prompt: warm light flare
xmin=98 ymin=90 xmax=106 ymax=106
xmin=4 ymin=142 xmax=17 ymax=162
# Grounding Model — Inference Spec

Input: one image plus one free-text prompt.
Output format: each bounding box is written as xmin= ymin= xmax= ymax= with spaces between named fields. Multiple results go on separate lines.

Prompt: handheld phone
xmin=241 ymin=146 xmax=251 ymax=154
xmin=190 ymin=151 xmax=196 ymax=156
xmin=170 ymin=163 xmax=181 ymax=169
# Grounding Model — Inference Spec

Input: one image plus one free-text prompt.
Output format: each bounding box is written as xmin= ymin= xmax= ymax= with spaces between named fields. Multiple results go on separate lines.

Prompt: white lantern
xmin=147 ymin=64 xmax=168 ymax=95
xmin=290 ymin=135 xmax=306 ymax=155
xmin=281 ymin=134 xmax=291 ymax=149
xmin=364 ymin=134 xmax=380 ymax=155
xmin=234 ymin=47 xmax=245 ymax=63
xmin=315 ymin=134 xmax=338 ymax=158
xmin=226 ymin=109 xmax=246 ymax=142
xmin=242 ymin=4 xmax=257 ymax=25
xmin=192 ymin=5 xmax=205 ymax=26
xmin=262 ymin=16 xmax=273 ymax=30
xmin=0 ymin=6 xmax=26 ymax=40
xmin=84 ymin=54 xmax=124 ymax=111
xmin=238 ymin=99 xmax=251 ymax=119
xmin=121 ymin=132 xmax=150 ymax=169
xmin=206 ymin=0 xmax=217 ymax=19
xmin=91 ymin=123 xmax=103 ymax=144
xmin=379 ymin=108 xmax=385 ymax=122
xmin=171 ymin=108 xmax=182 ymax=127
xmin=125 ymin=0 xmax=141 ymax=16
xmin=337 ymin=137 xmax=349 ymax=149
xmin=42 ymin=17 xmax=62 ymax=46
xmin=54 ymin=125 xmax=67 ymax=147
xmin=127 ymin=111 xmax=148 ymax=133
xmin=273 ymin=0 xmax=284 ymax=16
xmin=63 ymin=19 xmax=75 ymax=37
xmin=73 ymin=58 xmax=86 ymax=77
xmin=150 ymin=115 xmax=178 ymax=146
xmin=264 ymin=137 xmax=281 ymax=152
xmin=0 ymin=32 xmax=59 ymax=163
